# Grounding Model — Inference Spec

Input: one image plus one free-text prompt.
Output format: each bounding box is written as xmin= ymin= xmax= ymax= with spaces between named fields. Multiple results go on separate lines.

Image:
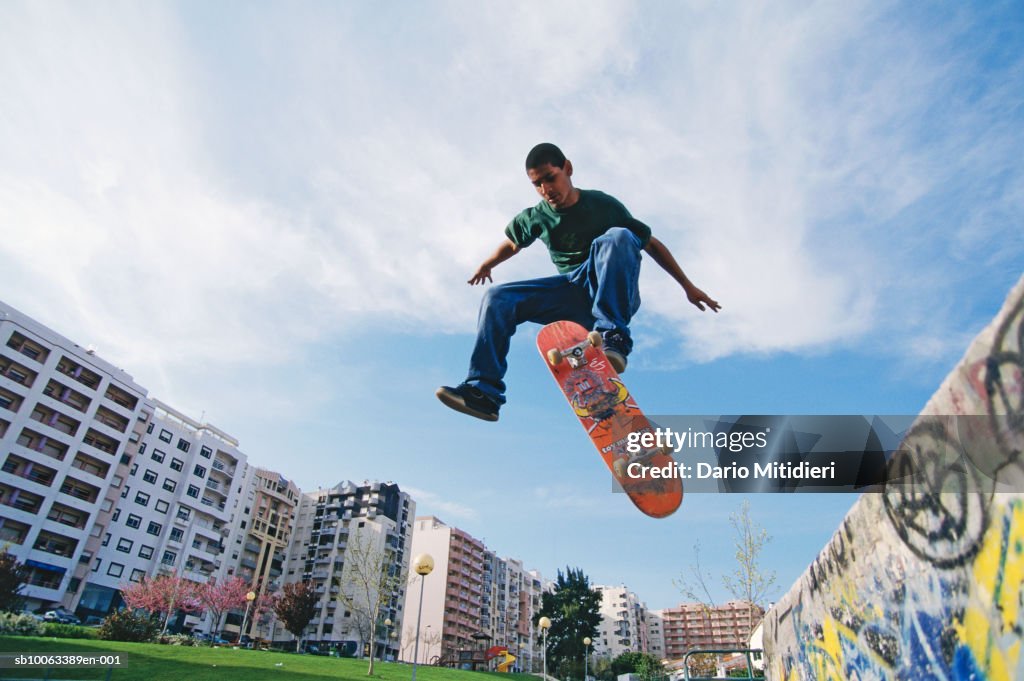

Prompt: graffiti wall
xmin=764 ymin=274 xmax=1024 ymax=681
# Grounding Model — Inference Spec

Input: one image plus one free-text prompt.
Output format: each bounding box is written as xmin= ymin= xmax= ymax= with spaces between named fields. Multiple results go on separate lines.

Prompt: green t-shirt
xmin=504 ymin=189 xmax=652 ymax=274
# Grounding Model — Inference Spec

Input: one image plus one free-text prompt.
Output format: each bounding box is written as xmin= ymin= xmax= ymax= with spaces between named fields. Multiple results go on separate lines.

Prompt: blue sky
xmin=1 ymin=2 xmax=1022 ymax=610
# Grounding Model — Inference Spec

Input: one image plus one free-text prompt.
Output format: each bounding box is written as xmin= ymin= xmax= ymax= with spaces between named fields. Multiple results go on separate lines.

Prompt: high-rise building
xmin=661 ymin=601 xmax=764 ymax=658
xmin=281 ymin=481 xmax=414 ymax=657
xmin=0 ymin=301 xmax=147 ymax=613
xmin=646 ymin=609 xmax=666 ymax=660
xmin=74 ymin=399 xmax=247 ymax=630
xmin=593 ymin=585 xmax=651 ymax=659
xmin=409 ymin=516 xmax=546 ymax=672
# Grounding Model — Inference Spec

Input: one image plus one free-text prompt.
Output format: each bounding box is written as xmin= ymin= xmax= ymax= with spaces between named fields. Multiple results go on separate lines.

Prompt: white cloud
xmin=1 ymin=0 xmax=1020 ymax=392
xmin=402 ymin=486 xmax=479 ymax=523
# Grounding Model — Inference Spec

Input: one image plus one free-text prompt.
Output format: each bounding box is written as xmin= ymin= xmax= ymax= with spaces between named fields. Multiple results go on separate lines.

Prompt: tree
xmin=120 ymin=571 xmax=202 ymax=635
xmin=249 ymin=588 xmax=279 ymax=642
xmin=273 ymin=581 xmax=318 ymax=652
xmin=721 ymin=501 xmax=776 ymax=632
xmin=675 ymin=500 xmax=776 ymax=637
xmin=198 ymin=576 xmax=249 ymax=637
xmin=332 ymin=528 xmax=405 ymax=675
xmin=0 ymin=547 xmax=29 ymax=613
xmin=536 ymin=567 xmax=602 ymax=679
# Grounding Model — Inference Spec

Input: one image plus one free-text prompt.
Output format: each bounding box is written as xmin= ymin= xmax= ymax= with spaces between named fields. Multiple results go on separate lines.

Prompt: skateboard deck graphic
xmin=537 ymin=321 xmax=683 ymax=518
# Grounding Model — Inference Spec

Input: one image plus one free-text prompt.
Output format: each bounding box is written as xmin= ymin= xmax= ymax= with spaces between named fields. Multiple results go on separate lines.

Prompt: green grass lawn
xmin=0 ymin=637 xmax=540 ymax=681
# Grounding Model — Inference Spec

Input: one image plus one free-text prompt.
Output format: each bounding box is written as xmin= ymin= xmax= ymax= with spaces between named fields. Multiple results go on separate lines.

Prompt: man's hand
xmin=468 ymin=265 xmax=493 ymax=285
xmin=685 ymin=283 xmax=721 ymax=313
xmin=467 ymin=238 xmax=520 ymax=286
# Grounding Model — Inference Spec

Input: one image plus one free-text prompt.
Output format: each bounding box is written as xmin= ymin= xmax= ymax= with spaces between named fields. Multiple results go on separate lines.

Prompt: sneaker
xmin=601 ymin=330 xmax=631 ymax=373
xmin=436 ymin=384 xmax=500 ymax=422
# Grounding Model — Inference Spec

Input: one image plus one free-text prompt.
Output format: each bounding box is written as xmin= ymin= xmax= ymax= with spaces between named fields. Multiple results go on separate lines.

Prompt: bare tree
xmin=675 ymin=500 xmax=776 ymax=636
xmin=333 ymin=528 xmax=405 ymax=675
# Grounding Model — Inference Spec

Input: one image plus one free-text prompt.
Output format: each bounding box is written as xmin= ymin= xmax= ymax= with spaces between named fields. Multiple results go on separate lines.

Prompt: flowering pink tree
xmin=121 ymin=571 xmax=202 ymax=635
xmin=198 ymin=576 xmax=250 ymax=638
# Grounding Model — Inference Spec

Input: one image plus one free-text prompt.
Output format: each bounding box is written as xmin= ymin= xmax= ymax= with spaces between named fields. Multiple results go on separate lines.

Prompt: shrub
xmin=157 ymin=633 xmax=197 ymax=646
xmin=0 ymin=612 xmax=44 ymax=636
xmin=97 ymin=609 xmax=158 ymax=642
xmin=42 ymin=622 xmax=99 ymax=639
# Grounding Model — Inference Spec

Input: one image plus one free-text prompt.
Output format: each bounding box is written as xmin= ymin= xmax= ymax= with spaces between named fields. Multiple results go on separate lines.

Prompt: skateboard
xmin=537 ymin=320 xmax=683 ymax=518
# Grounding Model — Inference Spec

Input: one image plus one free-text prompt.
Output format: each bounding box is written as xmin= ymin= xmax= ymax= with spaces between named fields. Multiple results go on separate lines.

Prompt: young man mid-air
xmin=437 ymin=143 xmax=720 ymax=422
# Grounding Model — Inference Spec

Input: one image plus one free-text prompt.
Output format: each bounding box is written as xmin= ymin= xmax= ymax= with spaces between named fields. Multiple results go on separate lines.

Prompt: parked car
xmin=42 ymin=610 xmax=81 ymax=625
xmin=83 ymin=616 xmax=104 ymax=627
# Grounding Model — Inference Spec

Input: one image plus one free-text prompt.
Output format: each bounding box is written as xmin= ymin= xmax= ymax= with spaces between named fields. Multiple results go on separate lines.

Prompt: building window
xmin=146 ymin=521 xmax=162 ymax=536
xmin=200 ymin=446 xmax=212 ymax=459
xmin=193 ymin=465 xmax=206 ymax=479
xmin=146 ymin=423 xmax=154 ymax=434
xmin=155 ymin=499 xmax=169 ymax=514
xmin=135 ymin=491 xmax=150 ymax=506
xmin=177 ymin=438 xmax=190 ymax=452
xmin=170 ymin=458 xmax=183 ymax=472
xmin=151 ymin=449 xmax=165 ymax=463
xmin=92 ymin=558 xmax=101 ymax=572
xmin=138 ymin=443 xmax=147 ymax=454
xmin=176 ymin=507 xmax=190 ymax=521
xmin=106 ymin=562 xmax=124 ymax=577
xmin=170 ymin=528 xmax=184 ymax=542
xmin=161 ymin=551 xmax=176 ymax=566
xmin=125 ymin=514 xmax=142 ymax=529
xmin=187 ymin=485 xmax=200 ymax=498
xmin=158 ymin=429 xmax=172 ymax=443
xmin=116 ymin=538 xmax=133 ymax=553
xmin=142 ymin=469 xmax=158 ymax=484
xmin=130 ymin=568 xmax=146 ymax=582
xmin=138 ymin=545 xmax=154 ymax=559
xmin=101 ymin=533 xmax=110 ymax=546
xmin=111 ymin=509 xmax=121 ymax=522
xmin=162 ymin=479 xmax=176 ymax=492
xmin=130 ymin=463 xmax=138 ymax=476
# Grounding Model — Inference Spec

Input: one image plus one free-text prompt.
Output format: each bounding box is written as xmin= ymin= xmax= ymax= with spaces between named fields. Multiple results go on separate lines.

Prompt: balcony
xmin=55 ymin=357 xmax=101 ymax=391
xmin=6 ymin=332 xmax=49 ymax=364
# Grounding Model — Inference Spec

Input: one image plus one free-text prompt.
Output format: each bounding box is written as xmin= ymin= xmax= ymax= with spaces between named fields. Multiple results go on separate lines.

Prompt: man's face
xmin=527 ymin=161 xmax=577 ymax=210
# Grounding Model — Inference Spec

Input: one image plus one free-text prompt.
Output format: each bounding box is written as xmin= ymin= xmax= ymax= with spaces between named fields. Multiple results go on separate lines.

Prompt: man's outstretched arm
xmin=469 ymin=238 xmax=521 ymax=285
xmin=643 ymin=236 xmax=721 ymax=312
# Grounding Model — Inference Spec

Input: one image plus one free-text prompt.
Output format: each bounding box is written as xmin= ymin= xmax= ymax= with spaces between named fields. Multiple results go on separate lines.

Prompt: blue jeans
xmin=465 ymin=227 xmax=643 ymax=403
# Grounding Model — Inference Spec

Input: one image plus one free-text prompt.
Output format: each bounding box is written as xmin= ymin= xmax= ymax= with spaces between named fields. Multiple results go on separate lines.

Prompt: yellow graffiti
xmin=954 ymin=499 xmax=1024 ymax=681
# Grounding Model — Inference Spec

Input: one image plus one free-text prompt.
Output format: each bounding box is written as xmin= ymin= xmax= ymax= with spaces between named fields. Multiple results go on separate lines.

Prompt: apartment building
xmin=215 ymin=466 xmax=300 ymax=637
xmin=593 ymin=585 xmax=651 ymax=659
xmin=0 ymin=301 xmax=147 ymax=613
xmin=281 ymin=481 xmax=414 ymax=657
xmin=646 ymin=609 xmax=666 ymax=660
xmin=407 ymin=516 xmax=487 ymax=666
xmin=482 ymin=553 xmax=542 ymax=673
xmin=409 ymin=517 xmax=547 ymax=672
xmin=661 ymin=601 xmax=765 ymax=658
xmin=74 ymin=400 xmax=247 ymax=630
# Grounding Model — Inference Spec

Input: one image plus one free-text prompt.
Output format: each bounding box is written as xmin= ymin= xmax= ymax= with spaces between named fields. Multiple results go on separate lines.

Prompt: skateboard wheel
xmin=588 ymin=331 xmax=602 ymax=348
xmin=546 ymin=348 xmax=562 ymax=366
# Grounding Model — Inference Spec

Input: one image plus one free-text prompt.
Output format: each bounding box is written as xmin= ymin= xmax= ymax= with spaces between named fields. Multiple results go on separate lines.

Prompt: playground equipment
xmin=486 ymin=645 xmax=517 ymax=672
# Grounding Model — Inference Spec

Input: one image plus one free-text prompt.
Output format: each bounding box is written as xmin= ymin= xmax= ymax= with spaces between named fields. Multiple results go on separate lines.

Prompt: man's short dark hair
xmin=525 ymin=143 xmax=566 ymax=170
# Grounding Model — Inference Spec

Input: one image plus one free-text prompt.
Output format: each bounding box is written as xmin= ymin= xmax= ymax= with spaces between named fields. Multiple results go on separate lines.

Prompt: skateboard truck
xmin=546 ymin=331 xmax=603 ymax=369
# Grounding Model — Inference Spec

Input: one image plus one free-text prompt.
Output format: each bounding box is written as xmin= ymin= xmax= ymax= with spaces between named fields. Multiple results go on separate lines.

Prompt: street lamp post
xmin=239 ymin=591 xmax=257 ymax=645
xmin=411 ymin=554 xmax=434 ymax=681
xmin=538 ymin=617 xmax=551 ymax=680
xmin=583 ymin=637 xmax=592 ymax=681
xmin=379 ymin=618 xmax=392 ymax=662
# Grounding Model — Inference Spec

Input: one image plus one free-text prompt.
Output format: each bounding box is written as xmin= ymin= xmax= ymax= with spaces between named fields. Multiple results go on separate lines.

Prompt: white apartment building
xmin=593 ymin=585 xmax=651 ymax=660
xmin=74 ymin=399 xmax=247 ymax=631
xmin=0 ymin=301 xmax=148 ymax=613
xmin=281 ymin=481 xmax=414 ymax=656
xmin=647 ymin=609 xmax=666 ymax=660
